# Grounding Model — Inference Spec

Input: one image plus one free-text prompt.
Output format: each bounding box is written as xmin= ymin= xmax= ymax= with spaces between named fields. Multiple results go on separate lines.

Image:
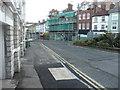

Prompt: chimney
xmin=68 ymin=3 xmax=73 ymax=11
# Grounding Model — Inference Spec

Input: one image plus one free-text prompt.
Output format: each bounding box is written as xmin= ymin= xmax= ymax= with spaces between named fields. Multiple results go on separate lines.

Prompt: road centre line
xmin=41 ymin=43 xmax=108 ymax=90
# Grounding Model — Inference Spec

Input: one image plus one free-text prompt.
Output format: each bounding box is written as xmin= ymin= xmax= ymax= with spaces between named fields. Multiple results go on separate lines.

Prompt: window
xmin=102 ymin=16 xmax=105 ymax=22
xmin=112 ymin=26 xmax=117 ymax=29
xmin=83 ymin=13 xmax=86 ymax=19
xmin=86 ymin=23 xmax=90 ymax=29
xmin=87 ymin=13 xmax=90 ymax=19
xmin=66 ymin=18 xmax=68 ymax=21
xmin=79 ymin=14 xmax=82 ymax=20
xmin=94 ymin=17 xmax=98 ymax=22
xmin=112 ymin=22 xmax=117 ymax=25
xmin=111 ymin=22 xmax=117 ymax=30
xmin=98 ymin=5 xmax=101 ymax=8
xmin=112 ymin=13 xmax=118 ymax=20
xmin=79 ymin=23 xmax=81 ymax=29
xmin=101 ymin=25 xmax=105 ymax=30
xmin=82 ymin=23 xmax=85 ymax=29
xmin=94 ymin=25 xmax=97 ymax=30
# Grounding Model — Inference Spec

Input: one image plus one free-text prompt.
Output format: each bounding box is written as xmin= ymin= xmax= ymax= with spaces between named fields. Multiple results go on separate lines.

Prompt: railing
xmin=48 ymin=24 xmax=76 ymax=31
xmin=48 ymin=17 xmax=76 ymax=25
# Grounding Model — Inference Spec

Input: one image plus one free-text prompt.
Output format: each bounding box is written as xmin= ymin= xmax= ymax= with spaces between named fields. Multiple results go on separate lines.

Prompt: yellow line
xmin=41 ymin=43 xmax=108 ymax=90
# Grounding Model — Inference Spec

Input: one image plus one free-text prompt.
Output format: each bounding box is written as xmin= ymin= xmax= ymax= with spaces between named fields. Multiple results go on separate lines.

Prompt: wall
xmin=0 ymin=22 xmax=5 ymax=79
xmin=0 ymin=3 xmax=13 ymax=26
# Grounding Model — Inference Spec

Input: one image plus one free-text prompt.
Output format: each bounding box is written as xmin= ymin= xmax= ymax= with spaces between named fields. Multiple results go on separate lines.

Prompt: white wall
xmin=0 ymin=23 xmax=5 ymax=79
xmin=92 ymin=16 xmax=108 ymax=30
xmin=0 ymin=8 xmax=13 ymax=26
xmin=40 ymin=24 xmax=44 ymax=33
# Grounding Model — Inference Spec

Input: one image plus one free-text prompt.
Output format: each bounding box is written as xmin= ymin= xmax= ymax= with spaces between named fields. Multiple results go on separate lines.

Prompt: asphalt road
xmin=30 ymin=41 xmax=89 ymax=89
xmin=40 ymin=40 xmax=118 ymax=88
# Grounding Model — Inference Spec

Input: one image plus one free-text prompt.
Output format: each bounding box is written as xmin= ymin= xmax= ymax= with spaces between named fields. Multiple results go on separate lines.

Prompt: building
xmin=108 ymin=7 xmax=120 ymax=33
xmin=92 ymin=10 xmax=109 ymax=31
xmin=78 ymin=1 xmax=93 ymax=11
xmin=77 ymin=9 xmax=93 ymax=40
xmin=39 ymin=20 xmax=47 ymax=40
xmin=0 ymin=0 xmax=26 ymax=79
xmin=26 ymin=24 xmax=36 ymax=39
xmin=47 ymin=4 xmax=77 ymax=41
xmin=90 ymin=10 xmax=109 ymax=38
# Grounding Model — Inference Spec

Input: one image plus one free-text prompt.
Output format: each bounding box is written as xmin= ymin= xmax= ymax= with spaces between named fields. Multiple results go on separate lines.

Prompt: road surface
xmin=40 ymin=40 xmax=118 ymax=88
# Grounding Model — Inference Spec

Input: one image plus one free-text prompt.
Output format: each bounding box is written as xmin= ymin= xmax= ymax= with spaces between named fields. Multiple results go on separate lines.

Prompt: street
xmin=20 ymin=40 xmax=119 ymax=89
xmin=39 ymin=40 xmax=118 ymax=88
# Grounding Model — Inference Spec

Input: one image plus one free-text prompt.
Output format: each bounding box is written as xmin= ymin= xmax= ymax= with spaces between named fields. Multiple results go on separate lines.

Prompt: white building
xmin=40 ymin=21 xmax=47 ymax=33
xmin=78 ymin=1 xmax=93 ymax=11
xmin=0 ymin=0 xmax=26 ymax=79
xmin=92 ymin=11 xmax=109 ymax=31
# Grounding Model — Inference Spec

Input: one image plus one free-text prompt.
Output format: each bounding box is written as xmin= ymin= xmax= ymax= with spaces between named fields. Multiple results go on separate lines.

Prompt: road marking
xmin=41 ymin=43 xmax=108 ymax=90
xmin=48 ymin=68 xmax=75 ymax=80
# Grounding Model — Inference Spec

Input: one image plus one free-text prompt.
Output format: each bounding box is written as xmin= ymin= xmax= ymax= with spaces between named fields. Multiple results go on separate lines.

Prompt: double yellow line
xmin=41 ymin=43 xmax=108 ymax=90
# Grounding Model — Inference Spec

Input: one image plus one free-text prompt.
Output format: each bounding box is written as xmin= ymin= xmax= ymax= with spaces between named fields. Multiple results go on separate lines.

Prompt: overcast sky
xmin=25 ymin=0 xmax=93 ymax=23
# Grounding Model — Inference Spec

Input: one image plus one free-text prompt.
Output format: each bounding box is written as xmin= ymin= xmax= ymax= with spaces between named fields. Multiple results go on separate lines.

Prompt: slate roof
xmin=93 ymin=10 xmax=109 ymax=16
xmin=108 ymin=7 xmax=120 ymax=13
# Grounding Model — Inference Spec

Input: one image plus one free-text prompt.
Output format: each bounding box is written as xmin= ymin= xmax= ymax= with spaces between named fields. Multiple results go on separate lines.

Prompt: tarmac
xmin=1 ymin=41 xmax=89 ymax=90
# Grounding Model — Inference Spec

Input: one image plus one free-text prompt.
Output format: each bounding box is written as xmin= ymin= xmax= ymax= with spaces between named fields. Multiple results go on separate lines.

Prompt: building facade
xmin=108 ymin=7 xmax=120 ymax=33
xmin=47 ymin=4 xmax=77 ymax=41
xmin=0 ymin=0 xmax=25 ymax=79
xmin=89 ymin=9 xmax=109 ymax=38
xmin=39 ymin=20 xmax=47 ymax=40
xmin=92 ymin=11 xmax=109 ymax=31
xmin=26 ymin=24 xmax=36 ymax=39
xmin=77 ymin=10 xmax=93 ymax=40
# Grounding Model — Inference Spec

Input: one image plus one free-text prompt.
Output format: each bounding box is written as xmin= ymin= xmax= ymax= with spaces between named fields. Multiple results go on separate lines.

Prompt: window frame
xmin=79 ymin=23 xmax=81 ymax=29
xmin=94 ymin=25 xmax=97 ymax=30
xmin=87 ymin=13 xmax=90 ymax=19
xmin=82 ymin=23 xmax=85 ymax=29
xmin=79 ymin=14 xmax=82 ymax=20
xmin=86 ymin=22 xmax=90 ymax=29
xmin=101 ymin=25 xmax=105 ymax=30
xmin=101 ymin=16 xmax=105 ymax=22
xmin=83 ymin=13 xmax=86 ymax=19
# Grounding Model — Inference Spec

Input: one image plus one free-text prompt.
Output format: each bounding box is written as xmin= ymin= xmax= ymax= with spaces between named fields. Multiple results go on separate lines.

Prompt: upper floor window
xmin=102 ymin=16 xmax=105 ymax=22
xmin=98 ymin=5 xmax=101 ymax=8
xmin=83 ymin=13 xmax=86 ymax=19
xmin=112 ymin=13 xmax=118 ymax=20
xmin=87 ymin=13 xmax=90 ymax=19
xmin=94 ymin=17 xmax=98 ymax=23
xmin=113 ymin=22 xmax=117 ymax=25
xmin=79 ymin=14 xmax=82 ymax=20
xmin=66 ymin=18 xmax=68 ymax=21
xmin=94 ymin=25 xmax=97 ymax=30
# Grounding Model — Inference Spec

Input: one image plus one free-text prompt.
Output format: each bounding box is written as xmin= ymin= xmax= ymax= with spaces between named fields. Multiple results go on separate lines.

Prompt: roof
xmin=108 ymin=7 xmax=120 ymax=13
xmin=93 ymin=10 xmax=109 ymax=16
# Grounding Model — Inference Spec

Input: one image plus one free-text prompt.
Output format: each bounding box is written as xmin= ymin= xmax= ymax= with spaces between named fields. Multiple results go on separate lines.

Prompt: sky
xmin=25 ymin=0 xmax=93 ymax=23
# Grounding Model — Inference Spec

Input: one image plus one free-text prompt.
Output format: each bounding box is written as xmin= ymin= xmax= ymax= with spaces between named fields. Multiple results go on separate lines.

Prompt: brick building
xmin=77 ymin=9 xmax=93 ymax=40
